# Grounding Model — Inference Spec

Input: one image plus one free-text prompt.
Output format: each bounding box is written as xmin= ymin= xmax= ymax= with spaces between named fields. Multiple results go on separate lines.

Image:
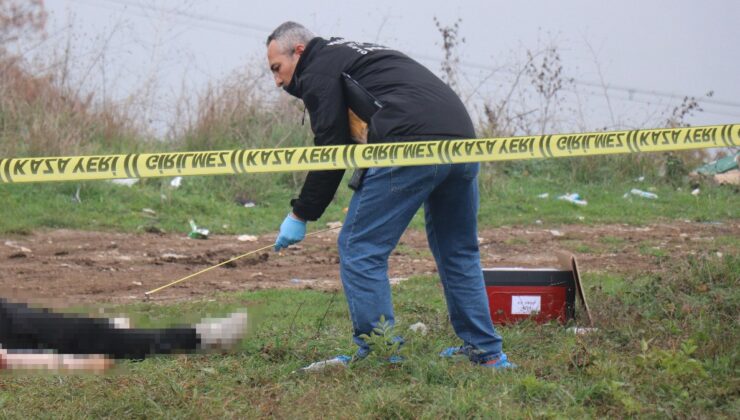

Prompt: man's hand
xmin=274 ymin=213 xmax=307 ymax=251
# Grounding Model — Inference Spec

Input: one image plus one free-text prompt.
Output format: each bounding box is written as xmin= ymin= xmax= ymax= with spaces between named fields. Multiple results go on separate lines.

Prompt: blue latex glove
xmin=274 ymin=213 xmax=306 ymax=251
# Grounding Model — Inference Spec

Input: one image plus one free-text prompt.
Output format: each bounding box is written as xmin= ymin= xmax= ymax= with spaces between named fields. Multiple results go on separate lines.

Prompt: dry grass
xmin=175 ymin=67 xmax=311 ymax=152
xmin=0 ymin=55 xmax=147 ymax=157
xmin=0 ymin=1 xmax=721 ymax=190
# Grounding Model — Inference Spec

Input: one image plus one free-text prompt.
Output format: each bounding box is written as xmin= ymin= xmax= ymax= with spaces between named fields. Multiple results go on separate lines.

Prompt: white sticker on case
xmin=511 ymin=295 xmax=541 ymax=315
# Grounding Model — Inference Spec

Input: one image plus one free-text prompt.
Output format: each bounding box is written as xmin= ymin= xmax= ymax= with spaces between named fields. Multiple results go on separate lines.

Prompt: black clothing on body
xmin=0 ymin=299 xmax=198 ymax=359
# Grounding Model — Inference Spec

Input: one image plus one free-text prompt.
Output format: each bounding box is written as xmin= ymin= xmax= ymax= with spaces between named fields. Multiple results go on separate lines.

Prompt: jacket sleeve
xmin=290 ymin=73 xmax=349 ymax=221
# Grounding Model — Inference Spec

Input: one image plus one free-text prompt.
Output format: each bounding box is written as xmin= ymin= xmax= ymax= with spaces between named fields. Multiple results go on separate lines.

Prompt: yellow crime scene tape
xmin=0 ymin=124 xmax=737 ymax=184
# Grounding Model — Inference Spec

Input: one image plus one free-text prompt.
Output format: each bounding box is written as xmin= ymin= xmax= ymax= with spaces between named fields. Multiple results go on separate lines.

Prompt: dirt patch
xmin=0 ymin=220 xmax=736 ymax=306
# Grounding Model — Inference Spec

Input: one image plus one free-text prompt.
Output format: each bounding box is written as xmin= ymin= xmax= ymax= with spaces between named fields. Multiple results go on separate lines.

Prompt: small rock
xmin=4 ymin=241 xmax=31 ymax=253
xmin=326 ymin=221 xmax=343 ymax=229
xmin=408 ymin=322 xmax=428 ymax=335
xmin=691 ymin=188 xmax=700 ymax=196
xmin=389 ymin=277 xmax=408 ymax=285
xmin=161 ymin=253 xmax=187 ymax=261
xmin=549 ymin=230 xmax=564 ymax=237
xmin=143 ymin=226 xmax=165 ymax=235
xmin=132 ymin=281 xmax=143 ymax=286
xmin=235 ymin=197 xmax=257 ymax=208
xmin=142 ymin=208 xmax=157 ymax=216
xmin=237 ymin=234 xmax=259 ymax=242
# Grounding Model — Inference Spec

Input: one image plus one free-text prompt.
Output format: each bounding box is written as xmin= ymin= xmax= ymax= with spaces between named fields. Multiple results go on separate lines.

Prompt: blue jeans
xmin=337 ymin=163 xmax=503 ymax=363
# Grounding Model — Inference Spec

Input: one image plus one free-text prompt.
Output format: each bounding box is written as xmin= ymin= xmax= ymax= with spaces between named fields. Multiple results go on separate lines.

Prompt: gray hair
xmin=266 ymin=22 xmax=316 ymax=54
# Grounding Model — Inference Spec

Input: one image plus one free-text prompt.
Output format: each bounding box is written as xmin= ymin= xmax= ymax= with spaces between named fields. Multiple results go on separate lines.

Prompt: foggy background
xmin=21 ymin=0 xmax=740 ymax=138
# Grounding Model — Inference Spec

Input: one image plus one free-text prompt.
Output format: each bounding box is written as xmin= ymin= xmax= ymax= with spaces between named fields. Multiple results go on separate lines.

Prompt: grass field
xmin=2 ymin=8 xmax=737 ymax=416
xmin=1 ymin=164 xmax=737 ymax=236
xmin=0 ymin=152 xmax=738 ymax=418
xmin=0 ymin=254 xmax=737 ymax=418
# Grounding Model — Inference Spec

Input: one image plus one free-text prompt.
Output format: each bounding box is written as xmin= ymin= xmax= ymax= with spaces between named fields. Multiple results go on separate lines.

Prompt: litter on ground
xmin=557 ymin=193 xmax=587 ymax=206
xmin=170 ymin=177 xmax=183 ymax=188
xmin=629 ymin=189 xmax=658 ymax=199
xmin=109 ymin=178 xmax=139 ymax=187
xmin=188 ymin=220 xmax=210 ymax=239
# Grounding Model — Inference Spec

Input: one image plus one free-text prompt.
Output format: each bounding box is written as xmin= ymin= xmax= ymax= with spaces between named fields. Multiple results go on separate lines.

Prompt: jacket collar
xmin=283 ymin=37 xmax=323 ymax=98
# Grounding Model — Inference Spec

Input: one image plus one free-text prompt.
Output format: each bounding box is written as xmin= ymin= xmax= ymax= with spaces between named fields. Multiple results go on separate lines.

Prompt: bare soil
xmin=1 ymin=221 xmax=737 ymax=306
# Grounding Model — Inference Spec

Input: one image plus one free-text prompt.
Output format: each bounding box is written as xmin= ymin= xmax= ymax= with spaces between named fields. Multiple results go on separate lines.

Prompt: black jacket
xmin=284 ymin=37 xmax=476 ymax=221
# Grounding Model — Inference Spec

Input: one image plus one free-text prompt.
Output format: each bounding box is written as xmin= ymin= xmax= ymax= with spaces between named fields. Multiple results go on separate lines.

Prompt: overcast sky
xmin=35 ymin=0 xmax=740 ymax=136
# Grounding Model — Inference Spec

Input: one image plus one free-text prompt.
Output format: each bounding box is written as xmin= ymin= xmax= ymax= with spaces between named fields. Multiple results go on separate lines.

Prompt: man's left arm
xmin=291 ymin=72 xmax=351 ymax=221
xmin=275 ymin=73 xmax=350 ymax=250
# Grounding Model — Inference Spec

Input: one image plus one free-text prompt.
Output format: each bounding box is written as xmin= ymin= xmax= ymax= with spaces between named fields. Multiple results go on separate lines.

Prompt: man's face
xmin=267 ymin=40 xmax=304 ymax=88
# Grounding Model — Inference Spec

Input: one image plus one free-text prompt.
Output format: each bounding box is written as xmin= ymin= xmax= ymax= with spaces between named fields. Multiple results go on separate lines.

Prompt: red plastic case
xmin=483 ymin=268 xmax=576 ymax=325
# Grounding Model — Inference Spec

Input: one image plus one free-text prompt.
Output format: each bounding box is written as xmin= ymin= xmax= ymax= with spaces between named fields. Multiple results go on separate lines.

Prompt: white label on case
xmin=511 ymin=295 xmax=541 ymax=314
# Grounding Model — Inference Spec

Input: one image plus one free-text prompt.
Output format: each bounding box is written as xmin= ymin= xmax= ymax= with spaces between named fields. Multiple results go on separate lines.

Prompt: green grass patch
xmin=574 ymin=243 xmax=594 ymax=254
xmin=714 ymin=235 xmax=740 ymax=248
xmin=637 ymin=241 xmax=670 ymax=264
xmin=504 ymin=237 xmax=529 ymax=246
xmin=1 ymin=255 xmax=737 ymax=417
xmin=393 ymin=243 xmax=433 ymax=259
xmin=599 ymin=235 xmax=626 ymax=246
xmin=1 ymin=170 xmax=736 ymax=234
xmin=477 ymin=172 xmax=738 ymax=227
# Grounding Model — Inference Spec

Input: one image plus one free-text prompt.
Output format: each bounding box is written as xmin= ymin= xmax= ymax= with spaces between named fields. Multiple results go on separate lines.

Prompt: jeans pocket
xmin=390 ymin=165 xmax=434 ymax=193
